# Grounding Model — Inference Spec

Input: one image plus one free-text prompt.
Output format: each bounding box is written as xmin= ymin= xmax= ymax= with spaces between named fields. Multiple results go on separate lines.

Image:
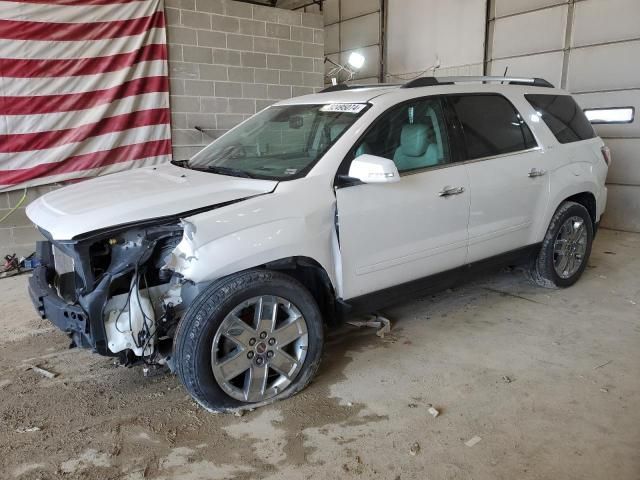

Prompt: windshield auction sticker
xmin=320 ymin=103 xmax=367 ymax=113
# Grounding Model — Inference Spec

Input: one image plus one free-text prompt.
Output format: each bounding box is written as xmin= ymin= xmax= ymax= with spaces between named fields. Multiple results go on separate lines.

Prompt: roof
xmin=276 ymin=85 xmax=398 ymax=105
xmin=274 ymin=76 xmax=567 ymax=106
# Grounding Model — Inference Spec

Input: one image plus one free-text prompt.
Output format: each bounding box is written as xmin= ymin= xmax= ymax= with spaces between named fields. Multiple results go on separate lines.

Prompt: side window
xmin=449 ymin=94 xmax=537 ymax=160
xmin=353 ymin=98 xmax=451 ymax=173
xmin=525 ymin=94 xmax=596 ymax=144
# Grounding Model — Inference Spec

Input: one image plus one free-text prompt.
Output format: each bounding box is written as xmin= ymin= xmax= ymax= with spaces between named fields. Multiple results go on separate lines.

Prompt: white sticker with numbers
xmin=320 ymin=103 xmax=367 ymax=114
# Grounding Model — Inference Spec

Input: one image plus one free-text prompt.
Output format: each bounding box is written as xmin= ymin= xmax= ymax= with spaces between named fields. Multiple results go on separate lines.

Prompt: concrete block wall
xmin=0 ymin=185 xmax=58 ymax=257
xmin=165 ymin=0 xmax=325 ymax=160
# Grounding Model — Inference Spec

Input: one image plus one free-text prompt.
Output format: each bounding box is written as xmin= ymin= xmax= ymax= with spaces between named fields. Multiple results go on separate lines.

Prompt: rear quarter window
xmin=525 ymin=94 xmax=596 ymax=144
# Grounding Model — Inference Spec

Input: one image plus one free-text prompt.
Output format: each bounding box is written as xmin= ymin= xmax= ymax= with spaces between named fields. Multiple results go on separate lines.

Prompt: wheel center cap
xmin=256 ymin=342 xmax=267 ymax=354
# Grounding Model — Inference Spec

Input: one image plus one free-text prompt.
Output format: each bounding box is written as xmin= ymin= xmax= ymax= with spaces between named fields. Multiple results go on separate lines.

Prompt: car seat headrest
xmin=400 ymin=124 xmax=429 ymax=157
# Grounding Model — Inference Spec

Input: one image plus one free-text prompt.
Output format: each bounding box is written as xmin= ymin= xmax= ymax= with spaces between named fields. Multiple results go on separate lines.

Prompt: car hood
xmin=26 ymin=163 xmax=278 ymax=240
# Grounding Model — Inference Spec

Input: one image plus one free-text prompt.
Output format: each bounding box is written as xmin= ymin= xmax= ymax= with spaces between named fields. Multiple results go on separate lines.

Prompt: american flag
xmin=0 ymin=0 xmax=172 ymax=192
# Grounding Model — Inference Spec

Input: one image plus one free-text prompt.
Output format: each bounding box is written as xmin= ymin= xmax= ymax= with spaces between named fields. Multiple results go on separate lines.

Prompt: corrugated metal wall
xmin=294 ymin=0 xmax=487 ymax=82
xmin=487 ymin=0 xmax=640 ymax=232
xmin=385 ymin=0 xmax=486 ymax=80
xmin=299 ymin=0 xmax=382 ymax=84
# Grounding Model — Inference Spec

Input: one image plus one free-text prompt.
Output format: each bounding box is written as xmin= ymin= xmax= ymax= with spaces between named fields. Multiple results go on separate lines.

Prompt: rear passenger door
xmin=447 ymin=94 xmax=552 ymax=262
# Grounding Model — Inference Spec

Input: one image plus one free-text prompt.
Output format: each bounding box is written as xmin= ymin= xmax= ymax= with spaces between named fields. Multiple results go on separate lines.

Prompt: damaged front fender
xmin=163 ymin=219 xmax=198 ymax=274
xmin=164 ymin=200 xmax=338 ymax=293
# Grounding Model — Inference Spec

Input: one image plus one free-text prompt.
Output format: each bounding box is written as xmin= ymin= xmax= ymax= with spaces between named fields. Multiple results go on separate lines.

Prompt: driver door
xmin=335 ymin=97 xmax=470 ymax=299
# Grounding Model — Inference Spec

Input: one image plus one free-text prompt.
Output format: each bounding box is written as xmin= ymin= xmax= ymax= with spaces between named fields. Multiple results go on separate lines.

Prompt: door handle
xmin=439 ymin=186 xmax=465 ymax=197
xmin=528 ymin=168 xmax=547 ymax=178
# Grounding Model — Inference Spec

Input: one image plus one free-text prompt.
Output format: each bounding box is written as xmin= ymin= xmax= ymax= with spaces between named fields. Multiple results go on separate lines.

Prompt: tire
xmin=528 ymin=201 xmax=594 ymax=289
xmin=173 ymin=269 xmax=324 ymax=413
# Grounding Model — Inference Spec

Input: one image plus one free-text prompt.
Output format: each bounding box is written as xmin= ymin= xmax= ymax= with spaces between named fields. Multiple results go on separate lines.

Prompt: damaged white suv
xmin=27 ymin=76 xmax=609 ymax=412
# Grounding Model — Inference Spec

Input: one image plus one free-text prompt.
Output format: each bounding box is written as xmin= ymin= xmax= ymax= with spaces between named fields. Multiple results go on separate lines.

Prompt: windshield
xmin=188 ymin=103 xmax=368 ymax=179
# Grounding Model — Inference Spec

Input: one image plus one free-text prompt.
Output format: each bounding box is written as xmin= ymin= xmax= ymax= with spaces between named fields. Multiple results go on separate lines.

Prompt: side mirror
xmin=347 ymin=154 xmax=400 ymax=184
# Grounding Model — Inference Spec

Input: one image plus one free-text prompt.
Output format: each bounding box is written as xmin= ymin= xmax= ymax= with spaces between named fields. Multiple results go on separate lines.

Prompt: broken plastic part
xmin=182 ymin=219 xmax=196 ymax=241
xmin=346 ymin=313 xmax=392 ymax=337
xmin=163 ymin=225 xmax=198 ymax=276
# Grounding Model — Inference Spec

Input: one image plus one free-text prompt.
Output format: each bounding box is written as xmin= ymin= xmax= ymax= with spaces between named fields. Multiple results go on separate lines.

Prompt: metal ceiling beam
xmin=232 ymin=0 xmax=278 ymax=7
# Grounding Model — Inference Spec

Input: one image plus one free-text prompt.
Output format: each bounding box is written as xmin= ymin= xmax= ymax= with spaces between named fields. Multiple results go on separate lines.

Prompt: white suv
xmin=27 ymin=76 xmax=609 ymax=412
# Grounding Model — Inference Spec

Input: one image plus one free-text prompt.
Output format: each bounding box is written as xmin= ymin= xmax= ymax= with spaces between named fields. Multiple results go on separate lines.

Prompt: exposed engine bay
xmin=32 ymin=220 xmax=203 ymax=367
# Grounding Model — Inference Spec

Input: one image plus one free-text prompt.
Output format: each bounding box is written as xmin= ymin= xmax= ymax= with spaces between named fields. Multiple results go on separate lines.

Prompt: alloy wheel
xmin=553 ymin=216 xmax=588 ymax=279
xmin=211 ymin=295 xmax=309 ymax=403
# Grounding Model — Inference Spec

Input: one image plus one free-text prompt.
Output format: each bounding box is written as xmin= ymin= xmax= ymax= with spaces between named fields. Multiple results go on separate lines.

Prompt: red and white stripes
xmin=0 ymin=0 xmax=171 ymax=191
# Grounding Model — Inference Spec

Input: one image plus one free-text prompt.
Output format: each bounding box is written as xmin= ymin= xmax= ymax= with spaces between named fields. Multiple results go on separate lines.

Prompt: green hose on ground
xmin=0 ymin=188 xmax=27 ymax=224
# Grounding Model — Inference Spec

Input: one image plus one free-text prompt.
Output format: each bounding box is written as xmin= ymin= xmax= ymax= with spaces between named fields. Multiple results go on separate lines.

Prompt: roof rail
xmin=401 ymin=77 xmax=452 ymax=88
xmin=319 ymin=83 xmax=399 ymax=93
xmin=402 ymin=76 xmax=554 ymax=89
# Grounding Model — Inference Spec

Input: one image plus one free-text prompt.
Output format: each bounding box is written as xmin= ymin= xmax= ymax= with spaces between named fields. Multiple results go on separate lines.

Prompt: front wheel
xmin=528 ymin=201 xmax=594 ymax=288
xmin=173 ymin=270 xmax=324 ymax=412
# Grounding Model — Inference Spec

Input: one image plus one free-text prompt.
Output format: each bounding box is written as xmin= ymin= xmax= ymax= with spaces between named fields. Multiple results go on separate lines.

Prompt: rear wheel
xmin=174 ymin=270 xmax=324 ymax=412
xmin=529 ymin=201 xmax=593 ymax=288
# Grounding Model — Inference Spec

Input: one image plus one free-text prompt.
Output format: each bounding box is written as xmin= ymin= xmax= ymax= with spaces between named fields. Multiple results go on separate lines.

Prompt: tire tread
xmin=528 ymin=201 xmax=593 ymax=289
xmin=174 ymin=269 xmax=323 ymax=412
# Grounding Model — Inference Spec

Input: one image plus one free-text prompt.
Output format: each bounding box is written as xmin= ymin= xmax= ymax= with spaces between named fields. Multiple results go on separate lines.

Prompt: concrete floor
xmin=0 ymin=228 xmax=638 ymax=480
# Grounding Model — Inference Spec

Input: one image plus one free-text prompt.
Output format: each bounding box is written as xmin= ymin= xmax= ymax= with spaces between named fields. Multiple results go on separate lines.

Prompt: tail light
xmin=600 ymin=145 xmax=612 ymax=166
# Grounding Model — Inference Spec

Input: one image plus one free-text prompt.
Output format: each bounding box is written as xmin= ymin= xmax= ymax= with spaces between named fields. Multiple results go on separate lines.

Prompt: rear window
xmin=525 ymin=94 xmax=595 ymax=144
xmin=448 ymin=94 xmax=537 ymax=160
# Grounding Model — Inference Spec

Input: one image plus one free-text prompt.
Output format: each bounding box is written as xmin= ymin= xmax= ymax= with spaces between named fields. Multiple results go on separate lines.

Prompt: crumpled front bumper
xmin=27 ymin=247 xmax=93 ymax=349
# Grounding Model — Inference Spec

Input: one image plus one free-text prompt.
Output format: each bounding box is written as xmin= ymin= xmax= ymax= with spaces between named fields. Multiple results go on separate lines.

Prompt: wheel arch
xmin=565 ymin=191 xmax=597 ymax=230
xmin=539 ymin=181 xmax=600 ymax=241
xmin=261 ymin=256 xmax=338 ymax=326
xmin=178 ymin=254 xmax=340 ymax=327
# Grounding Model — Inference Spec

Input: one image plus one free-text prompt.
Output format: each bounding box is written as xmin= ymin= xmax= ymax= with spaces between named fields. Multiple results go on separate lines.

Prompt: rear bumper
xmin=28 ymin=263 xmax=93 ymax=349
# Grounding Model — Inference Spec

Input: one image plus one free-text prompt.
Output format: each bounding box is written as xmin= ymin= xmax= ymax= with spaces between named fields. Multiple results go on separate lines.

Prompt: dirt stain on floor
xmin=0 ymin=318 xmax=389 ymax=480
xmin=270 ymin=327 xmax=390 ymax=466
